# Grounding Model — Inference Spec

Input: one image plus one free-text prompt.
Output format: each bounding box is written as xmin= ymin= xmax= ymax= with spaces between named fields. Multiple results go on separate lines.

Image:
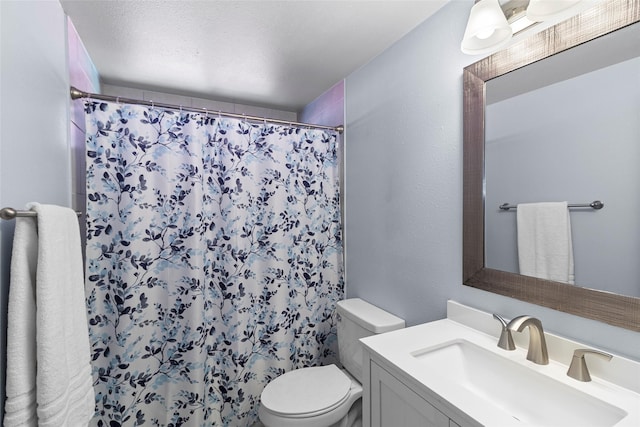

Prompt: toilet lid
xmin=261 ymin=365 xmax=352 ymax=416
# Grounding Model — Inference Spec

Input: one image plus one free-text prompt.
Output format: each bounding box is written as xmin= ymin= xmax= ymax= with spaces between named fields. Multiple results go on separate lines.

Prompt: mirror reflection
xmin=463 ymin=0 xmax=640 ymax=331
xmin=484 ymin=22 xmax=640 ymax=298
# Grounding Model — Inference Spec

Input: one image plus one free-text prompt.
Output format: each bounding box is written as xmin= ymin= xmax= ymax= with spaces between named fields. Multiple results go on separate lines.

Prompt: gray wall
xmin=344 ymin=0 xmax=640 ymax=361
xmin=344 ymin=0 xmax=465 ymax=327
xmin=485 ymin=57 xmax=640 ymax=298
xmin=299 ymin=80 xmax=345 ymax=129
xmin=0 ymin=1 xmax=72 ymax=422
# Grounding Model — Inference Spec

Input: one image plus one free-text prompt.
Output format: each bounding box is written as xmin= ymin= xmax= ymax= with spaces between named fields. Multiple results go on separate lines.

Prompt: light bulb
xmin=476 ymin=28 xmax=496 ymax=40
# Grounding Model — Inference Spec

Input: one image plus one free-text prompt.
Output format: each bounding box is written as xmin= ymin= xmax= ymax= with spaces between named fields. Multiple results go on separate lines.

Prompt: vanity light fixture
xmin=461 ymin=0 xmax=513 ymax=55
xmin=461 ymin=0 xmax=587 ymax=55
xmin=526 ymin=0 xmax=585 ymax=21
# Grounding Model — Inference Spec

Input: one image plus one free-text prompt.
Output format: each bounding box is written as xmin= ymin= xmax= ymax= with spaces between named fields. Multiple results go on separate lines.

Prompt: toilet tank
xmin=336 ymin=298 xmax=405 ymax=382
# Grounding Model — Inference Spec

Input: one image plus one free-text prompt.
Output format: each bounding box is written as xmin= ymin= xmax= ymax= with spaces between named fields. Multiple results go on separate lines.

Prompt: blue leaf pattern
xmin=84 ymin=101 xmax=344 ymax=426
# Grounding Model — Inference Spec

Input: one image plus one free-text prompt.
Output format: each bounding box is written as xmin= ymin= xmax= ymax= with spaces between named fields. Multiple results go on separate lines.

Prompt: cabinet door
xmin=370 ymin=361 xmax=449 ymax=427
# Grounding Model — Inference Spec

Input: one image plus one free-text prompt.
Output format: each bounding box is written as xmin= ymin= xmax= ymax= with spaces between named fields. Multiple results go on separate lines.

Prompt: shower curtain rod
xmin=70 ymin=87 xmax=344 ymax=134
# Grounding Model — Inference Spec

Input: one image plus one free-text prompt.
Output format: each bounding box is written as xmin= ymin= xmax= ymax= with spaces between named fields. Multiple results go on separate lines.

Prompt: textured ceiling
xmin=60 ymin=0 xmax=450 ymax=111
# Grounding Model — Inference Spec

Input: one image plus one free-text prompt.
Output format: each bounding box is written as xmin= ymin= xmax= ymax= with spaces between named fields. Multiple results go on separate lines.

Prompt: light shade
xmin=526 ymin=0 xmax=584 ymax=22
xmin=461 ymin=0 xmax=513 ymax=55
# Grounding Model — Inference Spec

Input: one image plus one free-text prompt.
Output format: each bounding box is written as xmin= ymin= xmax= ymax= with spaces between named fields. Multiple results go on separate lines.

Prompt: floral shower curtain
xmin=83 ymin=101 xmax=344 ymax=427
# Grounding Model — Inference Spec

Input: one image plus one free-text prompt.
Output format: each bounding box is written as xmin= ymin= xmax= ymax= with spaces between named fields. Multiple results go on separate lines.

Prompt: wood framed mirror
xmin=463 ymin=0 xmax=640 ymax=332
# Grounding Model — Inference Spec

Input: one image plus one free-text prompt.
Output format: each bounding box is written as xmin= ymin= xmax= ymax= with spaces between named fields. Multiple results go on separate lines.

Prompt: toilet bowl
xmin=258 ymin=298 xmax=405 ymax=427
xmin=259 ymin=365 xmax=362 ymax=427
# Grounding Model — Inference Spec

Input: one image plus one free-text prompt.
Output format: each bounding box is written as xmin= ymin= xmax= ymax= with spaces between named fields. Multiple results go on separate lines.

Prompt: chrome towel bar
xmin=0 ymin=207 xmax=82 ymax=220
xmin=499 ymin=200 xmax=604 ymax=211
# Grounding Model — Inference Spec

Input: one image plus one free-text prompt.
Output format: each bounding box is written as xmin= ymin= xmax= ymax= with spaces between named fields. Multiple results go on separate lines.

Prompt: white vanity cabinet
xmin=364 ymin=352 xmax=478 ymax=427
xmin=368 ymin=360 xmax=448 ymax=427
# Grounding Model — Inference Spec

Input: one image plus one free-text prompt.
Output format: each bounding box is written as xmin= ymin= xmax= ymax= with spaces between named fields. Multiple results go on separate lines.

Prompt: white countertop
xmin=360 ymin=301 xmax=640 ymax=427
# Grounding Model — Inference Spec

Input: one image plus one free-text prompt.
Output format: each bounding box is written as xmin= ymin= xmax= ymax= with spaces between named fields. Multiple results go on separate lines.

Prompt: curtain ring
xmin=150 ymin=100 xmax=154 ymax=109
xmin=218 ymin=111 xmax=222 ymax=119
xmin=204 ymin=108 xmax=208 ymax=118
xmin=116 ymin=96 xmax=120 ymax=105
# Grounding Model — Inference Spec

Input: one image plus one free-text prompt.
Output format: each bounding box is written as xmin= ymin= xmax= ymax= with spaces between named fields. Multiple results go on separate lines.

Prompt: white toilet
xmin=259 ymin=298 xmax=405 ymax=427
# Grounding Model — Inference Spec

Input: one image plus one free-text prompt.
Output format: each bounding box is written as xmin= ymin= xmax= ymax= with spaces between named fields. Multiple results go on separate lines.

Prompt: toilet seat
xmin=261 ymin=365 xmax=352 ymax=417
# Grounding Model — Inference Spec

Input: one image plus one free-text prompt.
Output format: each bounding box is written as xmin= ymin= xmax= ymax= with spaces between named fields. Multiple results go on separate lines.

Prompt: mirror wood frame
xmin=463 ymin=0 xmax=640 ymax=332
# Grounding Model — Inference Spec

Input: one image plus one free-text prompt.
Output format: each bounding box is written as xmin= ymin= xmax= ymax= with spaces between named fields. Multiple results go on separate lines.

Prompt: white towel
xmin=5 ymin=215 xmax=38 ymax=427
xmin=5 ymin=204 xmax=95 ymax=426
xmin=517 ymin=202 xmax=575 ymax=284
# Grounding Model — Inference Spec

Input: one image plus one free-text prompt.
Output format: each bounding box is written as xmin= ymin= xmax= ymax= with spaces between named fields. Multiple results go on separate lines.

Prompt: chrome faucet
xmin=507 ymin=315 xmax=549 ymax=365
xmin=493 ymin=314 xmax=515 ymax=351
xmin=567 ymin=349 xmax=612 ymax=382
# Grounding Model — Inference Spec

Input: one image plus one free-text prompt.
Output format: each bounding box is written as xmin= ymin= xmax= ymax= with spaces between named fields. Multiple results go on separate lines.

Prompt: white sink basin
xmin=361 ymin=305 xmax=640 ymax=427
xmin=411 ymin=339 xmax=627 ymax=426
